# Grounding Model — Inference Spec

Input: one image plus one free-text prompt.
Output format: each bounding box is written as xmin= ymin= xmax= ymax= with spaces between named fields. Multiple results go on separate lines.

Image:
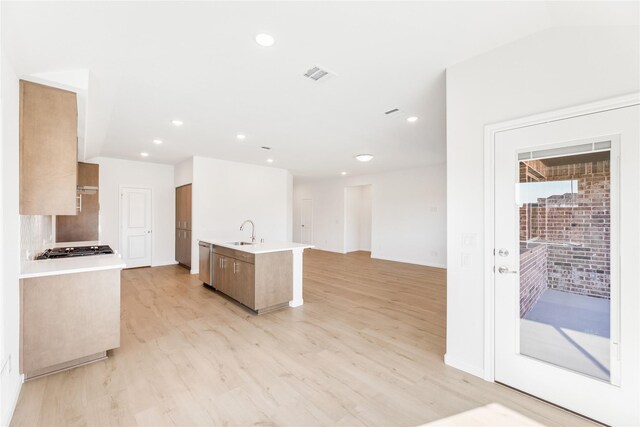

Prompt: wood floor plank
xmin=10 ymin=249 xmax=595 ymax=426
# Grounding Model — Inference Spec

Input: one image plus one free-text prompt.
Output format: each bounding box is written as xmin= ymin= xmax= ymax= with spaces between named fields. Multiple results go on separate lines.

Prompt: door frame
xmin=118 ymin=185 xmax=153 ymax=268
xmin=482 ymin=93 xmax=640 ymax=382
xmin=301 ymin=198 xmax=313 ymax=244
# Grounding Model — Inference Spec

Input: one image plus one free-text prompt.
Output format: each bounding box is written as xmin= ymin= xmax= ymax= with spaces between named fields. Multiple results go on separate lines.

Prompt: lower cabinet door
xmin=233 ymin=260 xmax=255 ymax=309
xmin=184 ymin=230 xmax=191 ymax=268
xmin=213 ymin=254 xmax=226 ymax=293
xmin=175 ymin=229 xmax=181 ymax=263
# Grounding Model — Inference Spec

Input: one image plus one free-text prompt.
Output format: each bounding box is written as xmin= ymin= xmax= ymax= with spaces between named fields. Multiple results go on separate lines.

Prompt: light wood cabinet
xmin=211 ymin=246 xmax=292 ymax=314
xmin=20 ymin=269 xmax=121 ymax=379
xmin=175 ymin=229 xmax=191 ymax=268
xmin=175 ymin=184 xmax=192 ymax=268
xmin=56 ymin=162 xmax=99 ymax=242
xmin=213 ymin=253 xmax=228 ymax=295
xmin=175 ymin=184 xmax=192 ymax=230
xmin=19 ymin=80 xmax=78 ymax=215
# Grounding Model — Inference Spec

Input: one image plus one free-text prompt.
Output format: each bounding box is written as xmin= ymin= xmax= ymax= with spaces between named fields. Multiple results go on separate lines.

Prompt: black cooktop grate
xmin=36 ymin=245 xmax=114 ymax=260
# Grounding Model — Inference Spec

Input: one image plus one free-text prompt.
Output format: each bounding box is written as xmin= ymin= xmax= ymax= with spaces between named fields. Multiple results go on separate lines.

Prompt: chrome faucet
xmin=240 ymin=220 xmax=256 ymax=243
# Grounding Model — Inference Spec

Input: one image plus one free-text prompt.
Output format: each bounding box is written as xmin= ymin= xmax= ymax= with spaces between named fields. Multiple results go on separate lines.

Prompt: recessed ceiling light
xmin=255 ymin=33 xmax=275 ymax=47
xmin=266 ymin=158 xmax=274 ymax=163
xmin=171 ymin=119 xmax=184 ymax=126
xmin=153 ymin=139 xmax=163 ymax=145
xmin=407 ymin=116 xmax=418 ymax=123
xmin=355 ymin=154 xmax=374 ymax=162
xmin=140 ymin=152 xmax=149 ymax=157
xmin=341 ymin=172 xmax=347 ymax=176
xmin=236 ymin=134 xmax=246 ymax=140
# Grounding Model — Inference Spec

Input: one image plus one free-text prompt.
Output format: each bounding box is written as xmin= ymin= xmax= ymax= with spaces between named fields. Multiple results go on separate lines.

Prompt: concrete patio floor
xmin=520 ymin=289 xmax=610 ymax=381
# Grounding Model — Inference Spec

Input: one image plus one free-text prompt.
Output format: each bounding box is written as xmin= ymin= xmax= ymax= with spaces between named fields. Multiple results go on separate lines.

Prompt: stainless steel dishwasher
xmin=198 ymin=241 xmax=212 ymax=286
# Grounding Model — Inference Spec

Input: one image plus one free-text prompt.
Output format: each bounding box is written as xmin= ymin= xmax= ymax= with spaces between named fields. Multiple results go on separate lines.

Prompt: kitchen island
xmin=19 ymin=242 xmax=125 ymax=380
xmin=198 ymin=238 xmax=313 ymax=313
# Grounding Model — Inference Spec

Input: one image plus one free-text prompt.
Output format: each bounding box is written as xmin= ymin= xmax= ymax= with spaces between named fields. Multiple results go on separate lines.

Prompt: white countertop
xmin=198 ymin=238 xmax=314 ymax=254
xmin=20 ymin=242 xmax=126 ymax=279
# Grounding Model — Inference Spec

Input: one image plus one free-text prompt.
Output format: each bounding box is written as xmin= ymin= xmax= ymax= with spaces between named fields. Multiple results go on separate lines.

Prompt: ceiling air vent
xmin=304 ymin=66 xmax=332 ymax=81
xmin=384 ymin=108 xmax=400 ymax=115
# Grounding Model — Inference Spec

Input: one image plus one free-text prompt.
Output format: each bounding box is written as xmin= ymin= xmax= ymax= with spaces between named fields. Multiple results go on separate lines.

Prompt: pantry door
xmin=493 ymin=105 xmax=639 ymax=425
xmin=120 ymin=187 xmax=152 ymax=268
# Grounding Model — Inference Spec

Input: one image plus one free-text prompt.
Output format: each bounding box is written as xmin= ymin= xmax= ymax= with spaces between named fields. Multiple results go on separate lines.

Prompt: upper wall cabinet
xmin=19 ymin=80 xmax=78 ymax=215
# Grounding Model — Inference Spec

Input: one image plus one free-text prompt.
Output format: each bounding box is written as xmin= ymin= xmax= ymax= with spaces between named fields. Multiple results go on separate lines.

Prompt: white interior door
xmin=301 ymin=198 xmax=313 ymax=244
xmin=494 ymin=105 xmax=639 ymax=425
xmin=120 ymin=187 xmax=152 ymax=268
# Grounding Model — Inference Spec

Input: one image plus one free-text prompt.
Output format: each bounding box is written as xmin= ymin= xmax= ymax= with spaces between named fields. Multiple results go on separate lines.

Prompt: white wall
xmin=174 ymin=157 xmax=193 ymax=187
xmin=190 ymin=156 xmax=293 ymax=272
xmin=0 ymin=51 xmax=22 ymax=427
xmin=293 ymin=165 xmax=447 ymax=268
xmin=344 ymin=185 xmax=372 ymax=253
xmin=445 ymin=25 xmax=640 ymax=377
xmin=89 ymin=157 xmax=176 ymax=267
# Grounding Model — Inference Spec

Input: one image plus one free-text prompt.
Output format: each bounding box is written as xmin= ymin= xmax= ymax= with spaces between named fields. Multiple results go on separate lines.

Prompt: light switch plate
xmin=461 ymin=233 xmax=477 ymax=248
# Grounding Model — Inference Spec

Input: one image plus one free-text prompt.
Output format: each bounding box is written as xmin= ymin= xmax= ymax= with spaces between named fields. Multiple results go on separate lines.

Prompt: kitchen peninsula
xmin=198 ymin=239 xmax=313 ymax=313
xmin=19 ymin=242 xmax=125 ymax=380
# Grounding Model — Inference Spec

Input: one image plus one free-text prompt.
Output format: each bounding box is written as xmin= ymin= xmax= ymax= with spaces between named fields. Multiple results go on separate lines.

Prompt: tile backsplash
xmin=20 ymin=215 xmax=53 ymax=260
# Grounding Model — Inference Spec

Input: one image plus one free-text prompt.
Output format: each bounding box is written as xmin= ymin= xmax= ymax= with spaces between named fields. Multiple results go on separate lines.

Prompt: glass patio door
xmin=493 ymin=105 xmax=639 ymax=426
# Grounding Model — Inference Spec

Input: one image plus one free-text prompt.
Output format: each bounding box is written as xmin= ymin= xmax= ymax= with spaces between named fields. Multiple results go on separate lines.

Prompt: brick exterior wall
xmin=519 ymin=243 xmax=548 ymax=317
xmin=519 ymin=156 xmax=610 ymax=301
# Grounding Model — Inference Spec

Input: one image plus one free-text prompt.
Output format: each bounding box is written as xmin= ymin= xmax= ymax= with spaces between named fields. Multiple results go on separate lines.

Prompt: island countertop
xmin=20 ymin=241 xmax=126 ymax=279
xmin=198 ymin=238 xmax=314 ymax=254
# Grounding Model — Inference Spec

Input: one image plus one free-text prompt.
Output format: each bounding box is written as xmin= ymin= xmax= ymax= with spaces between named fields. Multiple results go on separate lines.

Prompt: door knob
xmin=497 ymin=266 xmax=518 ymax=274
xmin=497 ymin=248 xmax=509 ymax=257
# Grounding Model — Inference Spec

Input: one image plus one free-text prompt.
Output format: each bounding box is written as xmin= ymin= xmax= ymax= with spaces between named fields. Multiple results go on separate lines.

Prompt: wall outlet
xmin=430 ymin=250 xmax=438 ymax=257
xmin=461 ymin=253 xmax=472 ymax=269
xmin=429 ymin=206 xmax=438 ymax=213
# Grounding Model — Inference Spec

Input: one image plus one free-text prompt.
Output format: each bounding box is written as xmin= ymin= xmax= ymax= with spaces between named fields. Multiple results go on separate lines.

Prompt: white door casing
xmin=492 ymin=104 xmax=639 ymax=426
xmin=301 ymin=198 xmax=313 ymax=244
xmin=120 ymin=187 xmax=152 ymax=268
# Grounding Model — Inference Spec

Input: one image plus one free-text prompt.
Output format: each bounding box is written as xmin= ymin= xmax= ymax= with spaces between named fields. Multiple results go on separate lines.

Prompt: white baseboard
xmin=444 ymin=353 xmax=486 ymax=379
xmin=309 ymin=247 xmax=345 ymax=255
xmin=151 ymin=261 xmax=179 ymax=267
xmin=371 ymin=254 xmax=446 ymax=269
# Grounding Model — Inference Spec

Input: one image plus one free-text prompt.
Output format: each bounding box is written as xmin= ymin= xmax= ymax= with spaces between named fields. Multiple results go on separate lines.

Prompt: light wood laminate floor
xmin=11 ymin=250 xmax=594 ymax=426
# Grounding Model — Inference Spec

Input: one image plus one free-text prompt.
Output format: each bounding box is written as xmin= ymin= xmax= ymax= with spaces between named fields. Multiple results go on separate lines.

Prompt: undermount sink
xmin=228 ymin=241 xmax=255 ymax=246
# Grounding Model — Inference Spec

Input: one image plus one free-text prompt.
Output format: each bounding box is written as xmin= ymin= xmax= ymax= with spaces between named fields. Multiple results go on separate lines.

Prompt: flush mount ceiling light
xmin=266 ymin=158 xmax=274 ymax=163
xmin=140 ymin=152 xmax=149 ymax=157
xmin=355 ymin=154 xmax=374 ymax=162
xmin=341 ymin=171 xmax=347 ymax=176
xmin=171 ymin=119 xmax=184 ymax=126
xmin=153 ymin=139 xmax=163 ymax=145
xmin=407 ymin=116 xmax=418 ymax=123
xmin=255 ymin=33 xmax=275 ymax=47
xmin=236 ymin=134 xmax=246 ymax=140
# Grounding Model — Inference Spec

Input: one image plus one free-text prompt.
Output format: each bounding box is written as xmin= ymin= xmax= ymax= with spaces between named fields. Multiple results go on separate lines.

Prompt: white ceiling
xmin=3 ymin=1 xmax=637 ymax=177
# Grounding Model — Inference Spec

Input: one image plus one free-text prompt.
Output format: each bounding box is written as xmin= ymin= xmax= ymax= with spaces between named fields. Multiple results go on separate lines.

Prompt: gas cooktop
xmin=36 ymin=245 xmax=114 ymax=260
